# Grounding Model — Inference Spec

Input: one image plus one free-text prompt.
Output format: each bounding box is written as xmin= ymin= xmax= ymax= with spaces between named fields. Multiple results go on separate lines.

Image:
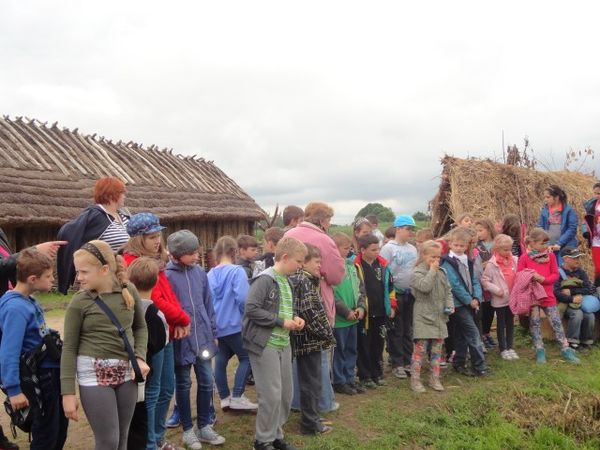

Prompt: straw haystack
xmin=431 ymin=156 xmax=597 ymax=237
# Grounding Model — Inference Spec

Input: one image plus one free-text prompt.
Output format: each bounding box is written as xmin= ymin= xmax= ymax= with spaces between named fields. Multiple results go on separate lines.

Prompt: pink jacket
xmin=285 ymin=222 xmax=346 ymax=325
xmin=481 ymin=254 xmax=518 ymax=308
xmin=516 ymin=252 xmax=559 ymax=307
xmin=509 ymin=269 xmax=548 ymax=315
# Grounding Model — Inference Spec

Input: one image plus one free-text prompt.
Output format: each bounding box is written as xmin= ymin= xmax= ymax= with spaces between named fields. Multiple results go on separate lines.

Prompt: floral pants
xmin=530 ymin=305 xmax=568 ymax=350
xmin=411 ymin=339 xmax=444 ymax=378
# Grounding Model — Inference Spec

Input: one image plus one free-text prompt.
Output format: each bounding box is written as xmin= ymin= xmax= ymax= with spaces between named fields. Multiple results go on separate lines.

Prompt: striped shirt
xmin=98 ymin=205 xmax=130 ymax=252
xmin=267 ymin=271 xmax=293 ymax=349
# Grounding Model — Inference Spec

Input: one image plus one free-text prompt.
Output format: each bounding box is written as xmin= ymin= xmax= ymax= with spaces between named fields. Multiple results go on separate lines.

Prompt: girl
xmin=456 ymin=212 xmax=475 ymax=229
xmin=351 ymin=217 xmax=373 ymax=256
xmin=61 ymin=240 xmax=150 ymax=450
xmin=122 ymin=213 xmax=191 ymax=450
xmin=538 ymin=185 xmax=579 ymax=256
xmin=481 ymin=234 xmax=518 ymax=360
xmin=501 ymin=214 xmax=526 ymax=258
xmin=409 ymin=241 xmax=454 ymax=393
xmin=207 ymin=236 xmax=256 ymax=411
xmin=517 ymin=228 xmax=579 ymax=364
xmin=475 ymin=219 xmax=497 ymax=349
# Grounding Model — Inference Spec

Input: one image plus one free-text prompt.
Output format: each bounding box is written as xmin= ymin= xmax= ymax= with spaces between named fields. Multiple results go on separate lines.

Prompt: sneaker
xmin=500 ymin=350 xmax=512 ymax=360
xmin=473 ymin=368 xmax=491 ymax=377
xmin=483 ymin=334 xmax=497 ymax=348
xmin=392 ymin=367 xmax=408 ymax=379
xmin=301 ymin=425 xmax=333 ymax=436
xmin=535 ymin=348 xmax=546 ymax=364
xmin=333 ymin=383 xmax=356 ymax=395
xmin=360 ymin=379 xmax=378 ymax=389
xmin=253 ymin=441 xmax=275 ymax=450
xmin=374 ymin=377 xmax=387 ymax=386
xmin=348 ymin=382 xmax=366 ymax=394
xmin=561 ymin=347 xmax=581 ymax=364
xmin=272 ymin=439 xmax=298 ymax=450
xmin=220 ymin=396 xmax=231 ymax=410
xmin=439 ymin=356 xmax=448 ymax=369
xmin=403 ymin=365 xmax=412 ymax=374
xmin=159 ymin=440 xmax=180 ymax=450
xmin=453 ymin=365 xmax=475 ymax=377
xmin=166 ymin=406 xmax=181 ymax=428
xmin=196 ymin=425 xmax=226 ymax=445
xmin=428 ymin=375 xmax=444 ymax=392
xmin=319 ymin=417 xmax=334 ymax=426
xmin=229 ymin=395 xmax=258 ymax=411
xmin=508 ymin=349 xmax=519 ymax=360
xmin=183 ymin=429 xmax=203 ymax=450
xmin=410 ymin=377 xmax=426 ymax=393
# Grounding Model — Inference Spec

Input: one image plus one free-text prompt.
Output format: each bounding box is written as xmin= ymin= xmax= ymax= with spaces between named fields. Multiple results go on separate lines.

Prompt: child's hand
xmin=533 ymin=273 xmax=545 ymax=283
xmin=430 ymin=259 xmax=440 ymax=270
xmin=355 ymin=308 xmax=365 ymax=320
xmin=550 ymin=244 xmax=561 ymax=252
xmin=573 ymin=294 xmax=583 ymax=304
xmin=63 ymin=394 xmax=79 ymax=421
xmin=282 ymin=319 xmax=298 ymax=330
xmin=346 ymin=310 xmax=357 ymax=321
xmin=470 ymin=299 xmax=480 ymax=310
xmin=134 ymin=358 xmax=151 ymax=380
xmin=293 ymin=316 xmax=305 ymax=330
xmin=9 ymin=393 xmax=28 ymax=411
xmin=561 ymin=289 xmax=571 ymax=296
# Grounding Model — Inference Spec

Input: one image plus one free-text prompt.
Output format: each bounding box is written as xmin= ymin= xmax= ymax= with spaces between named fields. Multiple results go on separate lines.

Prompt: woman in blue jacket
xmin=538 ymin=185 xmax=579 ymax=257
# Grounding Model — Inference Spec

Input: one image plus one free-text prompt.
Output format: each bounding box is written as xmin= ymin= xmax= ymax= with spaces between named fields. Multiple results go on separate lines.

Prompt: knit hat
xmin=393 ymin=215 xmax=416 ymax=228
xmin=167 ymin=230 xmax=200 ymax=258
xmin=126 ymin=212 xmax=165 ymax=237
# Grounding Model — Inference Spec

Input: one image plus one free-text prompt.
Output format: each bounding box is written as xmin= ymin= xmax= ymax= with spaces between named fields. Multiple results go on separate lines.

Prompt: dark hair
xmin=358 ymin=233 xmax=379 ymax=250
xmin=282 ymin=206 xmax=304 ymax=226
xmin=304 ymin=243 xmax=322 ymax=262
xmin=474 ymin=218 xmax=497 ymax=240
xmin=237 ymin=234 xmax=258 ymax=250
xmin=593 ymin=182 xmax=600 ymax=190
xmin=264 ymin=227 xmax=285 ymax=245
xmin=384 ymin=226 xmax=396 ymax=239
xmin=365 ymin=214 xmax=379 ymax=226
xmin=545 ymin=185 xmax=567 ymax=205
xmin=501 ymin=214 xmax=521 ymax=240
xmin=127 ymin=257 xmax=159 ymax=292
xmin=16 ymin=248 xmax=53 ymax=283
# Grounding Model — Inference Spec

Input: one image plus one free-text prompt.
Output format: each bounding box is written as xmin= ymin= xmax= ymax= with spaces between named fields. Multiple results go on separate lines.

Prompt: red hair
xmin=93 ymin=177 xmax=126 ymax=204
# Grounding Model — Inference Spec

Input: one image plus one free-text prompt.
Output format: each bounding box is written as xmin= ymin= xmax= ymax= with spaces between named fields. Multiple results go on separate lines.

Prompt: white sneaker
xmin=220 ymin=396 xmax=231 ymax=410
xmin=197 ymin=425 xmax=226 ymax=445
xmin=509 ymin=349 xmax=519 ymax=360
xmin=182 ymin=428 xmax=203 ymax=450
xmin=229 ymin=395 xmax=258 ymax=411
xmin=500 ymin=350 xmax=511 ymax=360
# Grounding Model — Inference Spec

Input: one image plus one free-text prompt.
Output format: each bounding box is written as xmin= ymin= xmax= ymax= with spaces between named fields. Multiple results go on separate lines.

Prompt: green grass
xmin=35 ymin=290 xmax=72 ymax=310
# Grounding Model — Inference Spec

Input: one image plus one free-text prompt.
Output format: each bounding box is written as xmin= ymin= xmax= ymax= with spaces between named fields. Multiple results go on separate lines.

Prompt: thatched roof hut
xmin=430 ymin=156 xmax=597 ymax=237
xmin=0 ymin=116 xmax=264 ymax=252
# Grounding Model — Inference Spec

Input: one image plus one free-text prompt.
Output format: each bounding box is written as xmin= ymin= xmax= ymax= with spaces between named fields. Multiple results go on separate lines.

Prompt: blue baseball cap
xmin=393 ymin=215 xmax=416 ymax=228
xmin=126 ymin=212 xmax=166 ymax=237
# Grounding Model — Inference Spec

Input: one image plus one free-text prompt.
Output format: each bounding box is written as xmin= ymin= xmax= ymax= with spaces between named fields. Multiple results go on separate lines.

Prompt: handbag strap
xmin=93 ymin=296 xmax=144 ymax=382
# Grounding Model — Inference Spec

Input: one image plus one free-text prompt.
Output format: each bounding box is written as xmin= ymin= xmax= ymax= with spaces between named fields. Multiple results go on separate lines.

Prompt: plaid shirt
xmin=289 ymin=270 xmax=336 ymax=357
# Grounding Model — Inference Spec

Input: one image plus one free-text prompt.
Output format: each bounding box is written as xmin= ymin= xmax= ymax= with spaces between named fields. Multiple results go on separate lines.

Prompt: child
xmin=415 ymin=228 xmax=434 ymax=252
xmin=475 ymin=219 xmax=498 ymax=349
xmin=123 ymin=212 xmax=190 ymax=449
xmin=501 ymin=214 xmax=526 ymax=258
xmin=253 ymin=227 xmax=285 ymax=277
xmin=380 ymin=215 xmax=418 ymax=379
xmin=441 ymin=228 xmax=490 ymax=377
xmin=365 ymin=214 xmax=385 ymax=247
xmin=289 ymin=244 xmax=336 ymax=435
xmin=481 ymin=234 xmax=519 ymax=360
xmin=238 ymin=235 xmax=259 ymax=280
xmin=383 ymin=227 xmax=396 ymax=245
xmin=517 ymin=228 xmax=579 ymax=364
xmin=208 ymin=236 xmax=257 ymax=411
xmin=351 ymin=217 xmax=373 ymax=256
xmin=332 ymin=233 xmax=366 ymax=396
xmin=126 ymin=257 xmax=169 ymax=450
xmin=0 ymin=248 xmax=68 ymax=449
xmin=166 ymin=230 xmax=225 ymax=448
xmin=456 ymin=212 xmax=475 ymax=229
xmin=242 ymin=237 xmax=307 ymax=450
xmin=282 ymin=205 xmax=304 ymax=231
xmin=409 ymin=241 xmax=454 ymax=393
xmin=355 ymin=234 xmax=396 ymax=389
xmin=61 ymin=240 xmax=150 ymax=449
xmin=554 ymin=247 xmax=596 ymax=350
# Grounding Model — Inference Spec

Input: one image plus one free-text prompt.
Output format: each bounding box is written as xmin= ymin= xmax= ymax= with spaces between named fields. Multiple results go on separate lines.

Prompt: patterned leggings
xmin=530 ymin=305 xmax=569 ymax=350
xmin=411 ymin=339 xmax=443 ymax=378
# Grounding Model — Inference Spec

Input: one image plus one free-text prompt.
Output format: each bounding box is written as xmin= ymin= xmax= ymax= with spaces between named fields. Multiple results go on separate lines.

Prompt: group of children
xmin=0 ymin=204 xmax=597 ymax=450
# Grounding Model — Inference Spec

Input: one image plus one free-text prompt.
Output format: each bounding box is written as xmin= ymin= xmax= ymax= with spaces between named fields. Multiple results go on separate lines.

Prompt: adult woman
xmin=57 ymin=177 xmax=131 ymax=294
xmin=583 ymin=182 xmax=600 ymax=283
xmin=538 ymin=185 xmax=579 ymax=255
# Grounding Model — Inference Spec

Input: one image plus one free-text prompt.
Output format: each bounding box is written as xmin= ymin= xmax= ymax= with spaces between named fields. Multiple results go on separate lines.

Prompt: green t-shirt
xmin=267 ymin=271 xmax=294 ymax=349
xmin=334 ymin=260 xmax=361 ymax=328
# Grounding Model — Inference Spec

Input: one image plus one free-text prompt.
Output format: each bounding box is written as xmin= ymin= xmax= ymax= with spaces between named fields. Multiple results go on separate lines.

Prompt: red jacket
xmin=516 ymin=252 xmax=559 ymax=307
xmin=123 ymin=253 xmax=190 ymax=337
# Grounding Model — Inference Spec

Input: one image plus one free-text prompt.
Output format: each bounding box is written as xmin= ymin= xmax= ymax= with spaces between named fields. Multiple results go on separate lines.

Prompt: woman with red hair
xmin=57 ymin=177 xmax=131 ymax=294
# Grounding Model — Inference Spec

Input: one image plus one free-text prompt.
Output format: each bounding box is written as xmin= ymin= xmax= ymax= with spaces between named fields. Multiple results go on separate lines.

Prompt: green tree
xmin=413 ymin=211 xmax=431 ymax=222
xmin=355 ymin=203 xmax=395 ymax=223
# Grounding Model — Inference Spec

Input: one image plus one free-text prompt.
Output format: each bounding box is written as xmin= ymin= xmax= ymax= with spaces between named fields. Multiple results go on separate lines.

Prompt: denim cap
xmin=393 ymin=215 xmax=416 ymax=228
xmin=167 ymin=230 xmax=200 ymax=258
xmin=126 ymin=212 xmax=166 ymax=237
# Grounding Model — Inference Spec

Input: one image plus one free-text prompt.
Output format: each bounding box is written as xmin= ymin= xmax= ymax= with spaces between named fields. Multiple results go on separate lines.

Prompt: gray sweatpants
xmin=80 ymin=381 xmax=138 ymax=450
xmin=249 ymin=345 xmax=293 ymax=444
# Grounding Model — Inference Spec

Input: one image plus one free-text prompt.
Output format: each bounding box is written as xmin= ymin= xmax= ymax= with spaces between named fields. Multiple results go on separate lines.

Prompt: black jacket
xmin=0 ymin=228 xmax=17 ymax=296
xmin=554 ymin=266 xmax=595 ymax=304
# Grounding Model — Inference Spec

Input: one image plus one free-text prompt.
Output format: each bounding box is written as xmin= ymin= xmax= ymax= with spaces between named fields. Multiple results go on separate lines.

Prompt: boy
xmin=253 ymin=227 xmax=285 ymax=277
xmin=242 ymin=237 xmax=307 ymax=450
xmin=383 ymin=227 xmax=395 ymax=245
xmin=441 ymin=228 xmax=490 ymax=377
xmin=289 ymin=244 xmax=336 ymax=435
xmin=126 ymin=257 xmax=169 ymax=450
xmin=380 ymin=215 xmax=418 ymax=379
xmin=238 ymin=234 xmax=259 ymax=280
xmin=354 ymin=234 xmax=396 ymax=389
xmin=366 ymin=214 xmax=385 ymax=247
xmin=282 ymin=205 xmax=304 ymax=231
xmin=0 ymin=248 xmax=68 ymax=449
xmin=332 ymin=233 xmax=366 ymax=395
xmin=554 ymin=247 xmax=596 ymax=350
xmin=166 ymin=230 xmax=224 ymax=449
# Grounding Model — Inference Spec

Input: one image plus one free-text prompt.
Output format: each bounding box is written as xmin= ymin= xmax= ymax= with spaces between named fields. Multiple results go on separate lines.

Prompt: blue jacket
xmin=165 ymin=261 xmax=218 ymax=365
xmin=538 ymin=204 xmax=579 ymax=249
xmin=207 ymin=264 xmax=249 ymax=338
xmin=0 ymin=291 xmax=59 ymax=396
xmin=441 ymin=256 xmax=483 ymax=308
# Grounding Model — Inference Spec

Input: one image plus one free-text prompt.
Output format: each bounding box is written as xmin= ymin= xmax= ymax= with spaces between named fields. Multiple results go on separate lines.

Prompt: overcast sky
xmin=2 ymin=1 xmax=600 ymax=223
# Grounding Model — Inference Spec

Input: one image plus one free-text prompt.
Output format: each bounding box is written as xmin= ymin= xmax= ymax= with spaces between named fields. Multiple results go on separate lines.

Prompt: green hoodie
xmin=333 ymin=259 xmax=366 ymax=328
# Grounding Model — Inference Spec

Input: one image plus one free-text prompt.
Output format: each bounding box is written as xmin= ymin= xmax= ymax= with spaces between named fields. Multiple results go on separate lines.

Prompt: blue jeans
xmin=150 ymin=342 xmax=175 ymax=447
xmin=565 ymin=307 xmax=596 ymax=345
xmin=175 ymin=357 xmax=215 ymax=431
xmin=292 ymin=349 xmax=336 ymax=412
xmin=453 ymin=306 xmax=487 ymax=372
xmin=332 ymin=325 xmax=358 ymax=385
xmin=144 ymin=347 xmax=167 ymax=449
xmin=214 ymin=332 xmax=251 ymax=399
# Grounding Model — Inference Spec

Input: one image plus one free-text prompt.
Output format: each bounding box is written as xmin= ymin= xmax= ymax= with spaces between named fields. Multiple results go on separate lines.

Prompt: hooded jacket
xmin=165 ymin=261 xmax=218 ymax=365
xmin=516 ymin=252 xmax=560 ymax=307
xmin=353 ymin=254 xmax=396 ymax=330
xmin=440 ymin=255 xmax=482 ymax=308
xmin=481 ymin=254 xmax=519 ymax=308
xmin=207 ymin=264 xmax=249 ymax=338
